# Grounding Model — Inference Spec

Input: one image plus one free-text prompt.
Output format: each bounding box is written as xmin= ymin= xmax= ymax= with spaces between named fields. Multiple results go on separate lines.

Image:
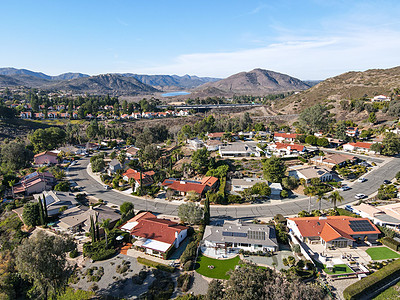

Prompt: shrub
xmin=280 ymin=190 xmax=289 ymax=198
xmin=89 ymin=283 xmax=98 ymax=292
xmin=69 ymin=249 xmax=79 ymax=258
xmin=343 ymin=259 xmax=400 ymax=299
xmin=136 ymin=257 xmax=175 ymax=273
xmin=183 ymin=260 xmax=193 ymax=271
xmin=83 ymin=240 xmax=116 ymax=261
xmin=382 ymin=237 xmax=400 ymax=251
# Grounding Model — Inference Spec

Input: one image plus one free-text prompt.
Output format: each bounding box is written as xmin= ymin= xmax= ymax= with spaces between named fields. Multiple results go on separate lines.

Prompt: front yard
xmin=366 ymin=247 xmax=400 ymax=260
xmin=196 ymin=255 xmax=240 ymax=279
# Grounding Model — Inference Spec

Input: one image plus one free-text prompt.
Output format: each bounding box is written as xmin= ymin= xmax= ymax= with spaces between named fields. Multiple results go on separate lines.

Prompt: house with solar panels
xmin=202 ymin=220 xmax=278 ymax=256
xmin=287 ymin=216 xmax=380 ymax=248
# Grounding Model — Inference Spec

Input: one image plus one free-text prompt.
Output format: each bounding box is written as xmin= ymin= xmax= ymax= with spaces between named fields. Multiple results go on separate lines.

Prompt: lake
xmin=161 ymin=91 xmax=191 ymax=97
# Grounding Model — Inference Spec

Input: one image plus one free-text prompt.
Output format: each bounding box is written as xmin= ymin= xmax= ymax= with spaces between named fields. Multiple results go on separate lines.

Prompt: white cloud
xmin=133 ymin=27 xmax=400 ymax=80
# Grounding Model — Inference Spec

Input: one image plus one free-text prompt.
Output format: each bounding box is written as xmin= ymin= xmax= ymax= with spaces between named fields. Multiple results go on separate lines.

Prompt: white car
xmin=355 ymin=193 xmax=366 ymax=200
xmin=358 ymin=177 xmax=367 ymax=182
xmin=340 ymin=186 xmax=351 ymax=191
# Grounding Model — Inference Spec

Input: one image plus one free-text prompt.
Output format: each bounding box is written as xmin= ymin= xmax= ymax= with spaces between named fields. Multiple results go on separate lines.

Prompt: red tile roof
xmin=34 ymin=151 xmax=58 ymax=158
xmin=123 ymin=169 xmax=154 ymax=186
xmin=130 ymin=214 xmax=188 ymax=245
xmin=207 ymin=132 xmax=225 ymax=138
xmin=288 ymin=216 xmax=380 ymax=242
xmin=348 ymin=142 xmax=373 ymax=149
xmin=200 ymin=176 xmax=219 ymax=187
xmin=275 ymin=143 xmax=305 ymax=151
xmin=274 ymin=132 xmax=298 ymax=139
xmin=162 ymin=179 xmax=206 ymax=194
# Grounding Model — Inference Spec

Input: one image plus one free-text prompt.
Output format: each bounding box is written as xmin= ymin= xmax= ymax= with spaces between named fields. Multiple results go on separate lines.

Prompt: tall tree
xmin=191 ymin=147 xmax=210 ymax=174
xmin=298 ymin=104 xmax=331 ymax=134
xmin=0 ymin=141 xmax=33 ymax=172
xmin=99 ymin=218 xmax=111 ymax=246
xmin=178 ymin=202 xmax=204 ymax=225
xmin=262 ymin=156 xmax=286 ymax=183
xmin=16 ymin=231 xmax=74 ymax=300
xmin=204 ymin=197 xmax=210 ymax=225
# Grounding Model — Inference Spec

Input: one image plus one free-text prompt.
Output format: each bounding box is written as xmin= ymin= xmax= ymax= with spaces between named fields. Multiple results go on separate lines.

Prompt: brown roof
xmin=162 ymin=179 xmax=206 ymax=194
xmin=34 ymin=151 xmax=58 ymax=158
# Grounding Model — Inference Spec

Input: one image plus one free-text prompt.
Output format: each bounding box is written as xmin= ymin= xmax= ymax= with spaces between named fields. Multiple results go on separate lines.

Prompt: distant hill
xmin=193 ymin=68 xmax=310 ymax=96
xmin=120 ymin=74 xmax=220 ymax=90
xmin=46 ymin=74 xmax=160 ymax=95
xmin=0 ymin=68 xmax=220 ymax=94
xmin=277 ymin=66 xmax=400 ymax=113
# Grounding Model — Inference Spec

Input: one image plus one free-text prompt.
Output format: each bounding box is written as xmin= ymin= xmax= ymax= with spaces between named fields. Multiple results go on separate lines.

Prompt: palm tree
xmin=305 ymin=185 xmax=317 ymax=213
xmin=99 ymin=218 xmax=111 ymax=246
xmin=327 ymin=191 xmax=344 ymax=210
xmin=316 ymin=190 xmax=326 ymax=211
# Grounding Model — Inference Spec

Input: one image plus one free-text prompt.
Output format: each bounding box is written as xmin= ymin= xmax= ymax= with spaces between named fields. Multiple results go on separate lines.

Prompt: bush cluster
xmin=381 ymin=237 xmax=400 ymax=251
xmin=343 ymin=259 xmax=400 ymax=300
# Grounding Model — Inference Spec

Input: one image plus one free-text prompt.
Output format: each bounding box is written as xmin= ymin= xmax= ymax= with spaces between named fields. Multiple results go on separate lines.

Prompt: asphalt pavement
xmin=67 ymin=156 xmax=400 ymax=220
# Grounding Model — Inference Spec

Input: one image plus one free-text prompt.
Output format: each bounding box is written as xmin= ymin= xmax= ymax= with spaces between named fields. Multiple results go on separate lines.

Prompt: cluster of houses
xmin=18 ymin=104 xmax=189 ymax=120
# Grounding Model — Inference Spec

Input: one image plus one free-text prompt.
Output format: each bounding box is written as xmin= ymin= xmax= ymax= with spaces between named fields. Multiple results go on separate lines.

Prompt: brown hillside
xmin=277 ymin=66 xmax=400 ymax=114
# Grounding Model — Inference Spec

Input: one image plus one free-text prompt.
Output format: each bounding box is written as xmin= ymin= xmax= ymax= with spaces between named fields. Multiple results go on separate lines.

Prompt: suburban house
xmin=351 ymin=203 xmax=400 ymax=229
xmin=77 ymin=142 xmax=100 ymax=151
xmin=58 ymin=145 xmax=86 ymax=156
xmin=123 ymin=168 xmax=155 ymax=191
xmin=108 ymin=159 xmax=122 ymax=176
xmin=267 ymin=142 xmax=306 ymax=156
xmin=12 ymin=172 xmax=56 ymax=195
xmin=126 ymin=146 xmax=140 ymax=158
xmin=230 ymin=177 xmax=267 ymax=193
xmin=327 ymin=138 xmax=345 ymax=148
xmin=162 ymin=176 xmax=219 ymax=197
xmin=343 ymin=142 xmax=375 ymax=154
xmin=34 ymin=151 xmax=59 ymax=166
xmin=207 ymin=132 xmax=225 ymax=140
xmin=120 ymin=212 xmax=188 ymax=259
xmin=33 ymin=190 xmax=78 ymax=216
xmin=202 ymin=220 xmax=279 ymax=255
xmin=346 ymin=127 xmax=359 ymax=137
xmin=219 ymin=142 xmax=262 ymax=157
xmin=288 ymin=165 xmax=333 ymax=183
xmin=287 ymin=216 xmax=381 ymax=248
xmin=20 ymin=111 xmax=32 ymax=119
xmin=273 ymin=132 xmax=298 ymax=143
xmin=310 ymin=153 xmax=357 ymax=168
xmin=205 ymin=139 xmax=222 ymax=151
xmin=187 ymin=138 xmax=204 ymax=150
xmin=56 ymin=205 xmax=120 ymax=234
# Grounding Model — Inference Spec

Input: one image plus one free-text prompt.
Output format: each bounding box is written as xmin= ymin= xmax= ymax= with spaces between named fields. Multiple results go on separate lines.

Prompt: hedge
xmin=136 ymin=257 xmax=175 ymax=273
xmin=343 ymin=258 xmax=400 ymax=299
xmin=382 ymin=237 xmax=400 ymax=251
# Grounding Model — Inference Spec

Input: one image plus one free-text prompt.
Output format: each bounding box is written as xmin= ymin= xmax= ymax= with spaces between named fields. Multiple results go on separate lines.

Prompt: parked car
xmin=104 ymin=185 xmax=111 ymax=190
xmin=345 ymin=205 xmax=353 ymax=212
xmin=358 ymin=177 xmax=367 ymax=183
xmin=355 ymin=193 xmax=366 ymax=200
xmin=340 ymin=185 xmax=351 ymax=191
xmin=383 ymin=180 xmax=391 ymax=184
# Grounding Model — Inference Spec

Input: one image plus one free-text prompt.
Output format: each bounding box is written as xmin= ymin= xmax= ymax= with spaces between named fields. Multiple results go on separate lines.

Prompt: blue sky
xmin=2 ymin=0 xmax=400 ymax=79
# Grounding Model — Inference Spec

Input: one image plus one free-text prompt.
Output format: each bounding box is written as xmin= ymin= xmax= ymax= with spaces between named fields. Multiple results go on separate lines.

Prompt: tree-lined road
xmin=68 ymin=156 xmax=400 ymax=220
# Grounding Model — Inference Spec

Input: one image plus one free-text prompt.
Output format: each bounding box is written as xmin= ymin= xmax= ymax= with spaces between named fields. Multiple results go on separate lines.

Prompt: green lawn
xmin=373 ymin=280 xmax=400 ymax=300
xmin=196 ymin=255 xmax=240 ymax=279
xmin=323 ymin=264 xmax=354 ymax=275
xmin=366 ymin=247 xmax=400 ymax=260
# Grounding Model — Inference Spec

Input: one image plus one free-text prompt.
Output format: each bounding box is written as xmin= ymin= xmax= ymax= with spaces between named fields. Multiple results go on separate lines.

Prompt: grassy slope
xmin=196 ymin=255 xmax=240 ymax=279
xmin=366 ymin=247 xmax=400 ymax=260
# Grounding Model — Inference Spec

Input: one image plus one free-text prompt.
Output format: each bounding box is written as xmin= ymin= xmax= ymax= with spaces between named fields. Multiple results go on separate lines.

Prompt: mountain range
xmin=0 ymin=67 xmax=311 ymax=96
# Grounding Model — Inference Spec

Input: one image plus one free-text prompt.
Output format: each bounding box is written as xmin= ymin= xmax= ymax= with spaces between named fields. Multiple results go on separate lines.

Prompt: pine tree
xmin=90 ymin=215 xmax=96 ymax=242
xmin=204 ymin=197 xmax=210 ymax=225
xmin=38 ymin=196 xmax=45 ymax=225
xmin=95 ymin=213 xmax=100 ymax=242
xmin=43 ymin=196 xmax=48 ymax=220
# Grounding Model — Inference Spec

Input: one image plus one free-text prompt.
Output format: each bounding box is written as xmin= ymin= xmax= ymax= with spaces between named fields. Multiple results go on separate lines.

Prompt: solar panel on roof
xmin=222 ymin=231 xmax=247 ymax=237
xmin=248 ymin=230 xmax=266 ymax=240
xmin=349 ymin=220 xmax=375 ymax=232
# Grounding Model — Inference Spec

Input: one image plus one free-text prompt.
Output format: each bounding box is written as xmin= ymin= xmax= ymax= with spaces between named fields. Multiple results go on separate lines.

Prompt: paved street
xmin=68 ymin=156 xmax=400 ymax=219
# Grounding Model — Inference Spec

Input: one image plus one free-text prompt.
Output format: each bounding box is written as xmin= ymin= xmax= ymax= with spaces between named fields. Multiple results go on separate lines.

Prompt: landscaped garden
xmin=366 ymin=247 xmax=400 ymax=261
xmin=323 ymin=264 xmax=354 ymax=275
xmin=196 ymin=255 xmax=240 ymax=279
